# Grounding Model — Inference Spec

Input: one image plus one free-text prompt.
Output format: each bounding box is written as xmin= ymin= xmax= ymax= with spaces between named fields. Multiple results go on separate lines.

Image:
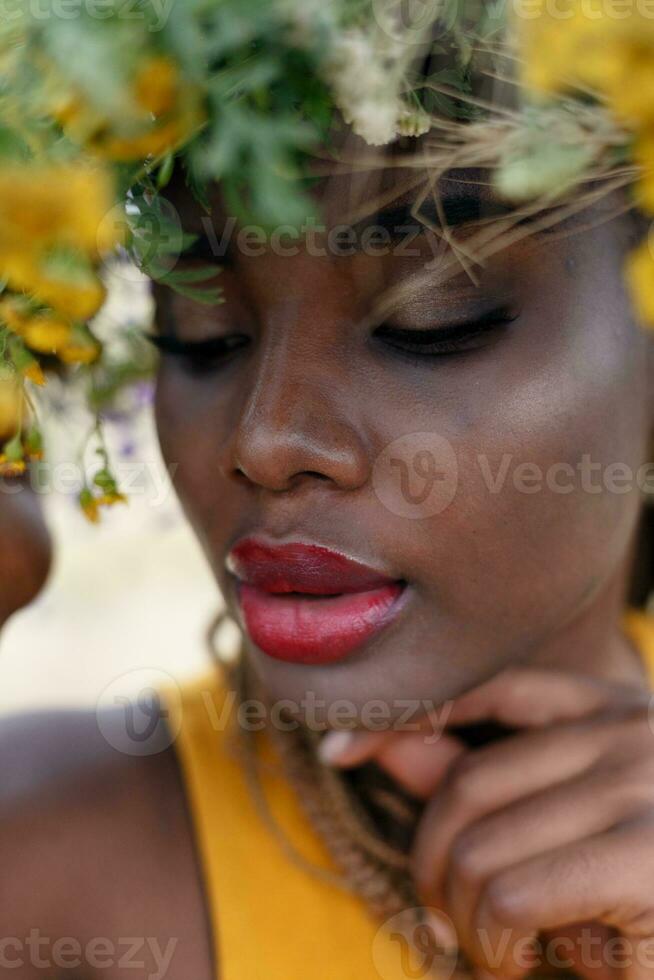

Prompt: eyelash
xmin=148 ymin=333 xmax=250 ymax=374
xmin=149 ymin=306 xmax=518 ymax=372
xmin=374 ymin=307 xmax=518 ymax=358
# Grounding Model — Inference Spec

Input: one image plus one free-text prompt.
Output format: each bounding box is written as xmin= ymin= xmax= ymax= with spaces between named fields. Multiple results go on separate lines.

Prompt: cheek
xmin=378 ymin=327 xmax=649 ymax=645
xmin=154 ymin=367 xmax=234 ymax=555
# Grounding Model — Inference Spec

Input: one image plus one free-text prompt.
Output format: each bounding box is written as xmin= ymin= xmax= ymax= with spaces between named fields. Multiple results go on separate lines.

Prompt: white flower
xmin=326 ymin=29 xmax=406 ymax=145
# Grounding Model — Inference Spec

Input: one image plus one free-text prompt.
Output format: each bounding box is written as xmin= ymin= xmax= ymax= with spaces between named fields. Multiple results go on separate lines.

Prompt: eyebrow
xmin=350 ymin=194 xmax=514 ymax=240
xmin=177 ymin=178 xmax=574 ymax=264
xmin=179 ymin=192 xmax=511 ymax=261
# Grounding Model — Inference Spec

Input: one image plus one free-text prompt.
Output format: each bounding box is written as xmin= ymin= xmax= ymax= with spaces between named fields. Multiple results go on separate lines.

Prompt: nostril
xmin=300 ymin=471 xmax=331 ymax=482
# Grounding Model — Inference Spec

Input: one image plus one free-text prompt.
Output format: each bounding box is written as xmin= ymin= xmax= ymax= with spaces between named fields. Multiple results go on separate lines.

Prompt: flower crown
xmin=0 ymin=0 xmax=651 ymax=519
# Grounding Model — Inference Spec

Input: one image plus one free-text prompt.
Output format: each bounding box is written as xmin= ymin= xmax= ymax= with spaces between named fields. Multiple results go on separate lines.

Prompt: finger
xmin=446 ymin=668 xmax=649 ymax=731
xmin=320 ymin=727 xmax=465 ymax=798
xmin=446 ymin=768 xmax=638 ymax=969
xmin=375 ymin=732 xmax=465 ymax=798
xmin=540 ymin=923 xmax=619 ymax=980
xmin=413 ymin=716 xmax=618 ymax=905
xmin=470 ymin=817 xmax=654 ymax=977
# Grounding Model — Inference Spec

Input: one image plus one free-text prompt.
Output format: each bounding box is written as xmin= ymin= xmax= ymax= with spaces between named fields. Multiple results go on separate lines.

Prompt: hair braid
xmin=209 ymin=614 xmax=422 ymax=923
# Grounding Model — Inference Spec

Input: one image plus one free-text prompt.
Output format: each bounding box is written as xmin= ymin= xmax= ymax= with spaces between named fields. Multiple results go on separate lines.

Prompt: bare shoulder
xmin=0 ymin=702 xmax=214 ymax=979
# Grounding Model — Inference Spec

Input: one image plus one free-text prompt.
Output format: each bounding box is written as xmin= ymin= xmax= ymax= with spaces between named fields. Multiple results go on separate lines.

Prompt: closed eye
xmin=147 ymin=332 xmax=250 ymax=373
xmin=374 ymin=306 xmax=519 ymax=357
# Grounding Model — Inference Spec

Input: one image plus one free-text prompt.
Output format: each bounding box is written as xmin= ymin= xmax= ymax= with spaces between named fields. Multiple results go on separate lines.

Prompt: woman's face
xmin=154 ymin=164 xmax=654 ymax=718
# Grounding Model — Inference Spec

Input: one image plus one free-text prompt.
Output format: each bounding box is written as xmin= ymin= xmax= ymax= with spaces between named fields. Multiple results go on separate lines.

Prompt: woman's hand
xmin=321 ymin=667 xmax=654 ymax=980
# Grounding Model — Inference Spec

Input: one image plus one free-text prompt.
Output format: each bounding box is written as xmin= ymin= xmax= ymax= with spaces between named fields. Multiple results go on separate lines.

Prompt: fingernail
xmin=318 ymin=730 xmax=354 ymax=765
xmin=422 ymin=911 xmax=459 ymax=954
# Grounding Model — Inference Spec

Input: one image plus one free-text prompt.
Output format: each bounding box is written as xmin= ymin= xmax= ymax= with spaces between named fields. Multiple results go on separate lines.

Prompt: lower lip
xmin=237 ymin=582 xmax=405 ymax=665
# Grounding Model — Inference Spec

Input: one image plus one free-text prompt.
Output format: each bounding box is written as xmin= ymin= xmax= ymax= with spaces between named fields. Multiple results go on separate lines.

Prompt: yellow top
xmin=164 ymin=612 xmax=654 ymax=980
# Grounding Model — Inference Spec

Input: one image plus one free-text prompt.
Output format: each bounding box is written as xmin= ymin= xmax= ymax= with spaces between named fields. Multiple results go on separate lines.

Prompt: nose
xmin=226 ymin=335 xmax=370 ymax=494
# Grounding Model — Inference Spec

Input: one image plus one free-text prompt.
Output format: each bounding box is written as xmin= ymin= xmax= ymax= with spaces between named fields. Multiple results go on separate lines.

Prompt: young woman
xmin=3 ymin=140 xmax=654 ymax=980
xmin=3 ymin=7 xmax=654 ymax=979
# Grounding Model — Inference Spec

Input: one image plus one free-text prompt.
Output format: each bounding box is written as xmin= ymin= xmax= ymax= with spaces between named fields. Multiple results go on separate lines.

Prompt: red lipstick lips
xmin=228 ymin=539 xmax=405 ymax=665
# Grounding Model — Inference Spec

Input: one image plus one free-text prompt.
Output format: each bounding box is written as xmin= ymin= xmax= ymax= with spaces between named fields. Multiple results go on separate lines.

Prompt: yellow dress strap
xmin=165 ymin=670 xmax=416 ymax=980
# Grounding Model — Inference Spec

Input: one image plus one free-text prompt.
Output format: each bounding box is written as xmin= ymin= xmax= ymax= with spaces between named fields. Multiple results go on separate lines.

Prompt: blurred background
xmin=0 ymin=270 xmax=221 ymax=715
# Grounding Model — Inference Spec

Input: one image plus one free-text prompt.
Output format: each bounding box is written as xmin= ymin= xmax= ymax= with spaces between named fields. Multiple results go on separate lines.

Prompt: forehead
xmin=163 ymin=135 xmax=505 ymax=234
xmin=162 ymin=171 xmax=521 ymax=288
xmin=160 ymin=133 xmax=628 ymax=274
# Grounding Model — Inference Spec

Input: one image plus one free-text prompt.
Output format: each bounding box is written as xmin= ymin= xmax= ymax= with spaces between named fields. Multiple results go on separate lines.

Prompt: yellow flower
xmin=0 ymin=295 xmax=31 ymax=335
xmin=78 ymin=486 xmax=126 ymax=522
xmin=0 ymin=374 xmax=22 ymax=441
xmin=517 ymin=2 xmax=654 ymax=127
xmin=634 ymin=130 xmax=654 ymax=215
xmin=21 ymin=313 xmax=72 ymax=354
xmin=603 ymin=37 xmax=654 ymax=128
xmin=58 ymin=341 xmax=102 ymax=365
xmin=625 ymin=238 xmax=654 ymax=326
xmin=0 ymin=252 xmax=107 ymax=322
xmin=92 ymin=104 xmax=204 ymax=163
xmin=0 ymin=455 xmax=26 ymax=478
xmin=79 ymin=489 xmax=101 ymax=524
xmin=0 ymin=162 xmax=116 ymax=323
xmin=98 ymin=491 xmax=127 ymax=507
xmin=51 ymin=93 xmax=84 ymax=128
xmin=0 ymin=163 xmax=119 ymax=259
xmin=27 ymin=273 xmax=106 ymax=323
xmin=134 ymin=56 xmax=180 ymax=117
xmin=22 ymin=361 xmax=45 ymax=387
xmin=24 ymin=427 xmax=44 ymax=462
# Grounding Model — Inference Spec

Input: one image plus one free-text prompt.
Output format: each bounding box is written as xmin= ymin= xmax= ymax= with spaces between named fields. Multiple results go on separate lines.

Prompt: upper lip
xmin=227 ymin=537 xmax=398 ymax=595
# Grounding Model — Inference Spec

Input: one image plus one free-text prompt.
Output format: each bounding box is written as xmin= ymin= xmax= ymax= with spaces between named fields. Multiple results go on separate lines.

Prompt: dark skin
xmin=0 ymin=475 xmax=51 ymax=629
xmin=2 ymin=165 xmax=654 ymax=979
xmin=0 ymin=480 xmax=214 ymax=980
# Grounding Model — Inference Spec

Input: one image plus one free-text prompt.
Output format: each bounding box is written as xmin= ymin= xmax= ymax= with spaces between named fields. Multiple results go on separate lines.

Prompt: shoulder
xmin=0 ymin=703 xmax=214 ymax=979
xmin=0 ymin=702 xmax=178 ymax=915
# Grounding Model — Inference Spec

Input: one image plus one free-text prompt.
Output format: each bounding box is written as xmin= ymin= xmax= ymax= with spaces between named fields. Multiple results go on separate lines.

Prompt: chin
xmin=239 ymin=615 xmax=484 ymax=734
